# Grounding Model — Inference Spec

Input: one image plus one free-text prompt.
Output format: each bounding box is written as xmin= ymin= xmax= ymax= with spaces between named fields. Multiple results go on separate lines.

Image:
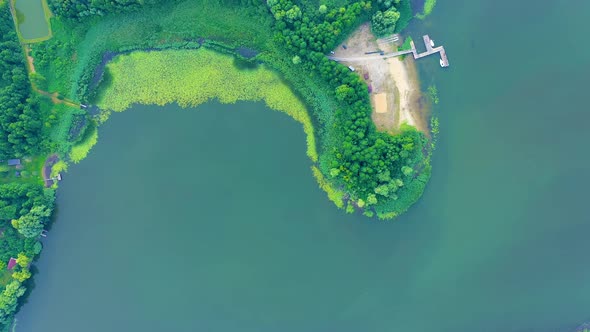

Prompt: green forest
xmin=0 ymin=3 xmax=47 ymax=159
xmin=0 ymin=1 xmax=57 ymax=329
xmin=0 ymin=0 xmax=434 ymax=327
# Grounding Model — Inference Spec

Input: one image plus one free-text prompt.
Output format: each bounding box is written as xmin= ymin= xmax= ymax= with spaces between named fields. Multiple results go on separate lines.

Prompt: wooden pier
xmin=328 ymin=34 xmax=449 ymax=67
xmin=410 ymin=35 xmax=449 ymax=67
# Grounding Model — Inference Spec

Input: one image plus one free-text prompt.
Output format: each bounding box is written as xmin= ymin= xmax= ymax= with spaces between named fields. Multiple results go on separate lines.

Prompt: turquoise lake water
xmin=16 ymin=0 xmax=590 ymax=331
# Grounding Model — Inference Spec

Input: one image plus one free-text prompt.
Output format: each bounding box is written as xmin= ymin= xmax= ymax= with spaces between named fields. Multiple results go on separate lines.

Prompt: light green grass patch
xmin=416 ymin=0 xmax=436 ymax=20
xmin=98 ymin=49 xmax=318 ymax=162
xmin=311 ymin=166 xmax=345 ymax=208
xmin=50 ymin=160 xmax=68 ymax=178
xmin=0 ymin=156 xmax=45 ymax=186
xmin=0 ymin=269 xmax=13 ymax=287
xmin=69 ymin=124 xmax=97 ymax=163
xmin=427 ymin=85 xmax=439 ymax=104
xmin=48 ymin=103 xmax=86 ymax=155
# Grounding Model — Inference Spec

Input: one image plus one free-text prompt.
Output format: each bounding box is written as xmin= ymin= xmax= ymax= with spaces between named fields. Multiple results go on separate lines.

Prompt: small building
xmin=7 ymin=159 xmax=20 ymax=166
xmin=7 ymin=258 xmax=17 ymax=270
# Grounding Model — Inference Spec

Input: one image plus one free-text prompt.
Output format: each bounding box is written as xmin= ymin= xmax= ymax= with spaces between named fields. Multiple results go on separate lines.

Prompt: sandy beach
xmin=332 ymin=24 xmax=428 ymax=134
xmin=385 ymin=55 xmax=427 ymax=132
xmin=387 ymin=56 xmax=416 ymax=127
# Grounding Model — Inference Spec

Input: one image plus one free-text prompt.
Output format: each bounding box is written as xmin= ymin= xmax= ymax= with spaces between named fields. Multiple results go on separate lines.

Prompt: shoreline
xmin=393 ymin=55 xmax=429 ymax=134
xmin=333 ymin=24 xmax=429 ymax=135
xmin=377 ymin=35 xmax=429 ymax=134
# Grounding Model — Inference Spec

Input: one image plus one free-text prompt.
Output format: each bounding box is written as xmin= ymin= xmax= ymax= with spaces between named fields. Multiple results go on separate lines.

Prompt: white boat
xmin=439 ymin=59 xmax=444 ymax=67
xmin=430 ymin=39 xmax=435 ymax=47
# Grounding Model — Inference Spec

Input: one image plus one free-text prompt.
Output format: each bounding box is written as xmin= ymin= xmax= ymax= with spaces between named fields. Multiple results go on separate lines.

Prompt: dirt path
xmin=23 ymin=45 xmax=80 ymax=108
xmin=384 ymin=55 xmax=425 ymax=131
xmin=332 ymin=24 xmax=428 ymax=134
xmin=25 ymin=45 xmax=36 ymax=74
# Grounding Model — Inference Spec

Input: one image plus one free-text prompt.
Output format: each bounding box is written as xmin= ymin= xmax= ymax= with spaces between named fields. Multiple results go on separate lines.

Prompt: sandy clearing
xmin=333 ymin=24 xmax=428 ymax=134
xmin=372 ymin=93 xmax=387 ymax=113
xmin=386 ymin=56 xmax=416 ymax=127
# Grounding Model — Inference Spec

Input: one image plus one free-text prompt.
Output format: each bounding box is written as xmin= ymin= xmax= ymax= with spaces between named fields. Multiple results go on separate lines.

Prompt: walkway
xmin=329 ymin=34 xmax=449 ymax=67
xmin=23 ymin=45 xmax=81 ymax=108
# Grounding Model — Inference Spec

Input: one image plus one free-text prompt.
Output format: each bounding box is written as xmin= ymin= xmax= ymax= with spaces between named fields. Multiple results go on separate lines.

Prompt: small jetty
xmin=328 ymin=34 xmax=449 ymax=67
xmin=410 ymin=35 xmax=449 ymax=67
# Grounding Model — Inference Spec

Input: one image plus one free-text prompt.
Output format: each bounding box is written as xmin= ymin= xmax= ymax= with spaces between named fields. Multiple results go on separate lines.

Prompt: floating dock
xmin=328 ymin=34 xmax=450 ymax=67
xmin=410 ymin=35 xmax=449 ymax=67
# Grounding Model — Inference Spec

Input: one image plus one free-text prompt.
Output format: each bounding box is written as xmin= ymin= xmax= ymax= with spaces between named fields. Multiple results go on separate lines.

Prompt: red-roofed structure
xmin=7 ymin=258 xmax=17 ymax=270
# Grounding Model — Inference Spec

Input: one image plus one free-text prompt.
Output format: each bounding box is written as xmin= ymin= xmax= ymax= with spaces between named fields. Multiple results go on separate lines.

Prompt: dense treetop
xmin=0 ymin=4 xmax=46 ymax=159
xmin=48 ymin=0 xmax=165 ymax=18
xmin=0 ymin=2 xmax=57 ymax=328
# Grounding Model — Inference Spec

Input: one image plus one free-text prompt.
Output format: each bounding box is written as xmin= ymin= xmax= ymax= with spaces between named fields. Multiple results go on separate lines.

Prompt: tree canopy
xmin=0 ymin=181 xmax=55 ymax=327
xmin=371 ymin=7 xmax=400 ymax=36
xmin=0 ymin=3 xmax=46 ymax=159
xmin=48 ymin=0 xmax=166 ymax=19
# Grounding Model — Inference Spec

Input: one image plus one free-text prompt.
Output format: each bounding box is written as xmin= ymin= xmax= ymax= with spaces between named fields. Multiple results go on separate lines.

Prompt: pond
xmin=14 ymin=0 xmax=50 ymax=41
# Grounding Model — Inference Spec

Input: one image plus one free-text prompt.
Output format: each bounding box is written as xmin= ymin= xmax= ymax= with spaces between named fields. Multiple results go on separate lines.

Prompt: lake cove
xmin=17 ymin=94 xmax=590 ymax=331
xmin=13 ymin=0 xmax=51 ymax=41
xmin=13 ymin=0 xmax=590 ymax=330
xmin=32 ymin=0 xmax=433 ymax=219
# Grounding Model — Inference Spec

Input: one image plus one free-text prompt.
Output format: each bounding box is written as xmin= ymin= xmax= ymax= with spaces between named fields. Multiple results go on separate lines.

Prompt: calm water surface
xmin=16 ymin=0 xmax=49 ymax=39
xmin=17 ymin=0 xmax=590 ymax=331
xmin=15 ymin=0 xmax=49 ymax=40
